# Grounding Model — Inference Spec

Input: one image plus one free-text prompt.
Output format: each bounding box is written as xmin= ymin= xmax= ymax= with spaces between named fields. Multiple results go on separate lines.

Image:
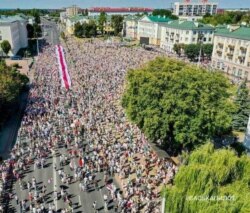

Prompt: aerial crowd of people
xmin=0 ymin=36 xmax=178 ymax=213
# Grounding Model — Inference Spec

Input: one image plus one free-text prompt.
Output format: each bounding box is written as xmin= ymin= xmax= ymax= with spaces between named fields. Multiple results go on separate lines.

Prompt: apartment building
xmin=173 ymin=0 xmax=218 ymax=21
xmin=66 ymin=5 xmax=80 ymax=17
xmin=212 ymin=25 xmax=250 ymax=81
xmin=160 ymin=20 xmax=214 ymax=52
xmin=0 ymin=15 xmax=28 ymax=56
xmin=137 ymin=15 xmax=171 ymax=46
xmin=123 ymin=16 xmax=140 ymax=40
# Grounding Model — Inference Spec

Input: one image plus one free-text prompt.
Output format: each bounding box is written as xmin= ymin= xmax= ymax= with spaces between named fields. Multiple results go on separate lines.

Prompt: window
xmin=193 ymin=31 xmax=197 ymax=35
xmin=209 ymin=38 xmax=212 ymax=42
xmin=203 ymin=38 xmax=207 ymax=42
xmin=244 ymin=71 xmax=248 ymax=78
xmin=0 ymin=36 xmax=2 ymax=41
xmin=238 ymin=69 xmax=242 ymax=77
xmin=186 ymin=31 xmax=189 ymax=34
xmin=192 ymin=38 xmax=196 ymax=42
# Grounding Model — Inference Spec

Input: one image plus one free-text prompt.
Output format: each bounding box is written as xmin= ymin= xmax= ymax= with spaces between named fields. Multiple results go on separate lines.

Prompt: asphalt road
xmin=41 ymin=17 xmax=60 ymax=46
xmin=8 ymin=21 xmax=119 ymax=213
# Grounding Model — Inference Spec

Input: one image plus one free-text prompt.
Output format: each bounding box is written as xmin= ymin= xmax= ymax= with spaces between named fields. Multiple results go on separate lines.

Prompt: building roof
xmin=163 ymin=20 xmax=214 ymax=30
xmin=215 ymin=26 xmax=250 ymax=41
xmin=124 ymin=15 xmax=140 ymax=22
xmin=147 ymin=15 xmax=172 ymax=23
xmin=0 ymin=15 xmax=27 ymax=23
xmin=89 ymin=7 xmax=153 ymax=13
xmin=68 ymin=14 xmax=88 ymax=22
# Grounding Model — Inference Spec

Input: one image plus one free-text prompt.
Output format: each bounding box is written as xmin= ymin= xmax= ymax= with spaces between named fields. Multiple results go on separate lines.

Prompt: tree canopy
xmin=111 ymin=15 xmax=124 ymax=36
xmin=199 ymin=11 xmax=250 ymax=26
xmin=152 ymin=9 xmax=178 ymax=20
xmin=98 ymin=12 xmax=107 ymax=34
xmin=232 ymin=80 xmax=250 ymax=132
xmin=122 ymin=57 xmax=235 ymax=152
xmin=74 ymin=21 xmax=97 ymax=38
xmin=0 ymin=61 xmax=29 ymax=127
xmin=1 ymin=40 xmax=11 ymax=56
xmin=164 ymin=143 xmax=250 ymax=213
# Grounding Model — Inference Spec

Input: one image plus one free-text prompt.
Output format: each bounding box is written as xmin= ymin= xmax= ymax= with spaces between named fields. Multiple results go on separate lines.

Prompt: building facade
xmin=137 ymin=16 xmax=171 ymax=46
xmin=66 ymin=5 xmax=80 ymax=17
xmin=173 ymin=0 xmax=218 ymax=20
xmin=160 ymin=20 xmax=214 ymax=52
xmin=88 ymin=7 xmax=153 ymax=16
xmin=123 ymin=16 xmax=139 ymax=40
xmin=0 ymin=15 xmax=28 ymax=56
xmin=212 ymin=26 xmax=250 ymax=82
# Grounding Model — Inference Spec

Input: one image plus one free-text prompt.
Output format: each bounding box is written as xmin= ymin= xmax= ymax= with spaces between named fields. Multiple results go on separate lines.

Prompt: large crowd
xmin=0 ymin=37 xmax=178 ymax=213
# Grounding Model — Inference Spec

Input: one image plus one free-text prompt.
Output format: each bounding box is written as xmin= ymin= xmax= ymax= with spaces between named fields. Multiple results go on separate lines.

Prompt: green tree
xmin=60 ymin=31 xmax=66 ymax=40
xmin=173 ymin=43 xmax=184 ymax=57
xmin=122 ymin=57 xmax=235 ymax=152
xmin=164 ymin=143 xmax=250 ymax=213
xmin=111 ymin=15 xmax=124 ymax=36
xmin=98 ymin=12 xmax=107 ymax=35
xmin=232 ymin=80 xmax=250 ymax=131
xmin=152 ymin=9 xmax=178 ymax=20
xmin=184 ymin=44 xmax=200 ymax=61
xmin=74 ymin=22 xmax=83 ymax=38
xmin=0 ymin=61 xmax=29 ymax=127
xmin=26 ymin=24 xmax=34 ymax=38
xmin=202 ymin=44 xmax=213 ymax=60
xmin=1 ymin=40 xmax=11 ymax=56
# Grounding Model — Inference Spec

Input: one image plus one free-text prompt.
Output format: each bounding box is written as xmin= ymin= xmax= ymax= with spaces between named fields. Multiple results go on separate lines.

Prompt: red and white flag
xmin=56 ymin=45 xmax=71 ymax=89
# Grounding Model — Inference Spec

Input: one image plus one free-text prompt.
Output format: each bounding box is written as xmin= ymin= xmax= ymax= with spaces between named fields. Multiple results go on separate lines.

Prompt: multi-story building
xmin=212 ymin=25 xmax=250 ymax=82
xmin=88 ymin=7 xmax=153 ymax=16
xmin=160 ymin=20 xmax=214 ymax=52
xmin=66 ymin=5 xmax=80 ymax=17
xmin=123 ymin=16 xmax=140 ymax=40
xmin=173 ymin=0 xmax=218 ymax=21
xmin=137 ymin=15 xmax=171 ymax=46
xmin=0 ymin=15 xmax=28 ymax=56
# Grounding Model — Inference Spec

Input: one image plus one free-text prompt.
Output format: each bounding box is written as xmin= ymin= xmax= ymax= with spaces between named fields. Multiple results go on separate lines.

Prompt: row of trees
xmin=152 ymin=9 xmax=179 ymax=20
xmin=74 ymin=21 xmax=97 ymax=38
xmin=0 ymin=61 xmax=29 ymax=128
xmin=74 ymin=12 xmax=124 ymax=37
xmin=173 ymin=43 xmax=213 ymax=61
xmin=200 ymin=11 xmax=250 ymax=26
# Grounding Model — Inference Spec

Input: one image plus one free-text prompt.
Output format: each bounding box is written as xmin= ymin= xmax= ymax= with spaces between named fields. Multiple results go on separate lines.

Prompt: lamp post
xmin=197 ymin=32 xmax=204 ymax=67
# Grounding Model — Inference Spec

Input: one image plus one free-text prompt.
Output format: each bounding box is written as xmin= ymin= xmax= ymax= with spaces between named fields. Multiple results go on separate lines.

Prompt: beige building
xmin=137 ymin=15 xmax=171 ymax=46
xmin=123 ymin=16 xmax=139 ymax=40
xmin=66 ymin=15 xmax=89 ymax=34
xmin=66 ymin=5 xmax=80 ymax=17
xmin=212 ymin=26 xmax=250 ymax=82
xmin=160 ymin=20 xmax=214 ymax=52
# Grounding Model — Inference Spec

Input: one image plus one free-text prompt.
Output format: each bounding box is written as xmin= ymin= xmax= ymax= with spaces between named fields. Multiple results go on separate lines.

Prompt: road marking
xmin=53 ymin=153 xmax=58 ymax=211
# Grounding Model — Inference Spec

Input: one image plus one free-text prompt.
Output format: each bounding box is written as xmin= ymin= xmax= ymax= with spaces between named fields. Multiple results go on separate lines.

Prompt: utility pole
xmin=197 ymin=32 xmax=204 ymax=67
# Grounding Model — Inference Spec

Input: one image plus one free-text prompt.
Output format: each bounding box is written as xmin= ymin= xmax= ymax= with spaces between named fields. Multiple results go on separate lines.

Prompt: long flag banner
xmin=56 ymin=45 xmax=71 ymax=89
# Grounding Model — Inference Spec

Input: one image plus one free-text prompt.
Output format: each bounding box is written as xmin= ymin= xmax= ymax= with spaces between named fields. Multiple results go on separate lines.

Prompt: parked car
xmin=10 ymin=55 xmax=22 ymax=60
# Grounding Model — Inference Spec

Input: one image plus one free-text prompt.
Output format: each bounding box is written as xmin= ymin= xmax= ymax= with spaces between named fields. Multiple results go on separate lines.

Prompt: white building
xmin=66 ymin=5 xmax=80 ymax=17
xmin=160 ymin=20 xmax=214 ymax=52
xmin=0 ymin=15 xmax=28 ymax=56
xmin=137 ymin=15 xmax=171 ymax=46
xmin=212 ymin=25 xmax=250 ymax=82
xmin=60 ymin=12 xmax=67 ymax=23
xmin=173 ymin=0 xmax=218 ymax=21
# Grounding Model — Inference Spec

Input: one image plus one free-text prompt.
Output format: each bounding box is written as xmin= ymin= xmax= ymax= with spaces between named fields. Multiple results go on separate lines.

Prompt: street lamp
xmin=197 ymin=32 xmax=204 ymax=67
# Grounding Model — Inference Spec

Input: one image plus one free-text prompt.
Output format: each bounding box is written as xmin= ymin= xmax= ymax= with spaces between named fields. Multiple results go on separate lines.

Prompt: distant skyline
xmin=0 ymin=0 xmax=250 ymax=9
